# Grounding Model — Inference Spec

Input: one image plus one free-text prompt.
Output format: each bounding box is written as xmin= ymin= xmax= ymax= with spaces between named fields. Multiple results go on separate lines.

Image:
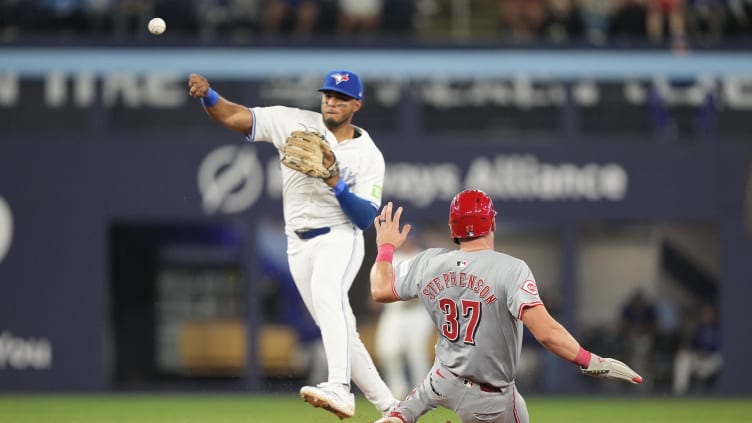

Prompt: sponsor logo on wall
xmin=198 ymin=145 xmax=264 ymax=215
xmin=0 ymin=331 xmax=52 ymax=371
xmin=2 ymin=73 xmax=752 ymax=110
xmin=385 ymin=155 xmax=629 ymax=208
xmin=0 ymin=196 xmax=12 ymax=264
xmin=196 ymin=150 xmax=629 ymax=213
xmin=0 ymin=72 xmax=184 ymax=108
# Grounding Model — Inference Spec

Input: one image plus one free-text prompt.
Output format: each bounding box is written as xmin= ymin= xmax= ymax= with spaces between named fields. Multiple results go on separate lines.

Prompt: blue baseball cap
xmin=318 ymin=70 xmax=363 ymax=100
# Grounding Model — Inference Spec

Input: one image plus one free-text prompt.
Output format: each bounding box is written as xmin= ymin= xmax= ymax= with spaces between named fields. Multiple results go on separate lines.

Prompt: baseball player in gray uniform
xmin=188 ymin=70 xmax=398 ymax=419
xmin=370 ymin=190 xmax=643 ymax=423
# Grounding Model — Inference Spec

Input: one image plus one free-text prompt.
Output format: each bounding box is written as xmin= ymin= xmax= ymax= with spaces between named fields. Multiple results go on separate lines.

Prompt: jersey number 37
xmin=439 ymin=298 xmax=481 ymax=345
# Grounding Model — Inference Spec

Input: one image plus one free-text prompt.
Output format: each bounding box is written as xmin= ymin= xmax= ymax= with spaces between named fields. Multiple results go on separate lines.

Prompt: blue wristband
xmin=333 ymin=179 xmax=347 ymax=196
xmin=201 ymin=88 xmax=219 ymax=107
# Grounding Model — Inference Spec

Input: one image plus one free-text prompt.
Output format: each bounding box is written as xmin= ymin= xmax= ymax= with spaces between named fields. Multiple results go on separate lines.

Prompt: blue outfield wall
xmin=0 ymin=135 xmax=750 ymax=393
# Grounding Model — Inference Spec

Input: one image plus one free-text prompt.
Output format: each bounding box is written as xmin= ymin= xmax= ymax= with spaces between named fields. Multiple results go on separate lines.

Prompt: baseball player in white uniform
xmin=370 ymin=191 xmax=643 ymax=423
xmin=188 ymin=70 xmax=398 ymax=419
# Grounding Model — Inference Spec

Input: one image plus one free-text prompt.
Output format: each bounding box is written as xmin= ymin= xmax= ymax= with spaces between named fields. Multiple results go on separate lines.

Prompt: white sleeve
xmin=351 ymin=146 xmax=385 ymax=207
xmin=245 ymin=106 xmax=323 ymax=150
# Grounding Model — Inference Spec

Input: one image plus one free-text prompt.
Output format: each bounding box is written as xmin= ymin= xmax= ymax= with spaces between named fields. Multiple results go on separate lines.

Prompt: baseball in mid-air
xmin=148 ymin=17 xmax=166 ymax=35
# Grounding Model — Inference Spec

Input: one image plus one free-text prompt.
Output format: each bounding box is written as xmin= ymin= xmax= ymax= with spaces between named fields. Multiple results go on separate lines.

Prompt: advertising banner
xmin=3 ymin=75 xmax=751 ymax=138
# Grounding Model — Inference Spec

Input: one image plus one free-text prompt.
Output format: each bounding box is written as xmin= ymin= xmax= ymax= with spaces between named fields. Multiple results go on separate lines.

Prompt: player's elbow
xmin=369 ymin=265 xmax=398 ymax=303
xmin=370 ymin=286 xmax=386 ymax=302
xmin=369 ymin=276 xmax=396 ymax=303
xmin=369 ymin=278 xmax=390 ymax=303
xmin=211 ymin=105 xmax=252 ymax=134
xmin=371 ymin=286 xmax=397 ymax=303
xmin=227 ymin=114 xmax=253 ymax=134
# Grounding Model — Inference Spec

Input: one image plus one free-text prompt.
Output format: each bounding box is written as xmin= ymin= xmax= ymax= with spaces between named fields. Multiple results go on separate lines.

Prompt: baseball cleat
xmin=380 ymin=399 xmax=400 ymax=418
xmin=300 ymin=382 xmax=355 ymax=419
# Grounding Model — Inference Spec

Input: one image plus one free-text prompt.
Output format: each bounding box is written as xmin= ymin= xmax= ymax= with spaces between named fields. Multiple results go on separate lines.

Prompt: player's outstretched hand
xmin=188 ymin=73 xmax=210 ymax=98
xmin=375 ymin=202 xmax=411 ymax=250
xmin=580 ymin=354 xmax=643 ymax=384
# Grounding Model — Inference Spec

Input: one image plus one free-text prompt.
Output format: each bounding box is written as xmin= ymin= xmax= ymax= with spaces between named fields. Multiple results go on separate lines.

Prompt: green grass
xmin=0 ymin=394 xmax=750 ymax=422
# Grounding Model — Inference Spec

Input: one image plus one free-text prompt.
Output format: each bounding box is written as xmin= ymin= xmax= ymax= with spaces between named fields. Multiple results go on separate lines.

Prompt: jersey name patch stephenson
xmin=420 ymin=271 xmax=498 ymax=304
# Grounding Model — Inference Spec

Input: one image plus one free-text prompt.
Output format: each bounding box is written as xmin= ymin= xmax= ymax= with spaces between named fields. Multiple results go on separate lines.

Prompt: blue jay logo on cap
xmin=331 ymin=73 xmax=350 ymax=85
xmin=319 ymin=70 xmax=363 ymax=100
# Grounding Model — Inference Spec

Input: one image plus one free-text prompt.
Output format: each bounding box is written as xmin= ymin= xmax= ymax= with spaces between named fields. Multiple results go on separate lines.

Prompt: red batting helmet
xmin=449 ymin=189 xmax=497 ymax=242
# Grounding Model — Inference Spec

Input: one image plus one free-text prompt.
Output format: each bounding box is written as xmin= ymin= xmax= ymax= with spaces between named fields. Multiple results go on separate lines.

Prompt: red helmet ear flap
xmin=449 ymin=190 xmax=497 ymax=240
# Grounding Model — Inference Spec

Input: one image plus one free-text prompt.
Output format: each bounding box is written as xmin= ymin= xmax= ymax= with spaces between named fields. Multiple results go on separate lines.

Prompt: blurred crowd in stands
xmin=1 ymin=0 xmax=752 ymax=47
xmin=579 ymin=289 xmax=722 ymax=394
xmin=512 ymin=286 xmax=721 ymax=395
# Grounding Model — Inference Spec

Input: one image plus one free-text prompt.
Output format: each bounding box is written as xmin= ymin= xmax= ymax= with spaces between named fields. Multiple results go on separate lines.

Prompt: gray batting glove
xmin=580 ymin=354 xmax=643 ymax=384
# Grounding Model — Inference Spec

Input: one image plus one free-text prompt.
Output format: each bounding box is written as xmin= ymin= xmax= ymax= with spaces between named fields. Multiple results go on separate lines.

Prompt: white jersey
xmin=392 ymin=248 xmax=543 ymax=388
xmin=247 ymin=106 xmax=385 ymax=234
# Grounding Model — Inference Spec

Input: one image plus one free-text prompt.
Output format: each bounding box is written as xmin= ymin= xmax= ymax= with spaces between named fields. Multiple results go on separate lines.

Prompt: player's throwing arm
xmin=188 ymin=73 xmax=253 ymax=134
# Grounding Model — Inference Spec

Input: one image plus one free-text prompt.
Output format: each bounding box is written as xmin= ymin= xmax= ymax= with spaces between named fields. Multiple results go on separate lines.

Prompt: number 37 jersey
xmin=392 ymin=248 xmax=543 ymax=388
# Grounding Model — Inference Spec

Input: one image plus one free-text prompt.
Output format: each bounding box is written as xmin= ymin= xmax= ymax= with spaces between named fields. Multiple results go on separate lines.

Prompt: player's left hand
xmin=580 ymin=354 xmax=643 ymax=384
xmin=281 ymin=131 xmax=339 ymax=179
xmin=375 ymin=202 xmax=411 ymax=250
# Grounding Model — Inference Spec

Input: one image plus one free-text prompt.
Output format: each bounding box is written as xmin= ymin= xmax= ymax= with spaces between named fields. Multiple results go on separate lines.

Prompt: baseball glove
xmin=580 ymin=354 xmax=643 ymax=384
xmin=281 ymin=131 xmax=339 ymax=179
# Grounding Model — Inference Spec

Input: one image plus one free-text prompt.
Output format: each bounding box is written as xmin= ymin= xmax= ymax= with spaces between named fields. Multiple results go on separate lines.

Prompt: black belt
xmin=294 ymin=227 xmax=331 ymax=240
xmin=464 ymin=379 xmax=503 ymax=393
xmin=446 ymin=368 xmax=504 ymax=393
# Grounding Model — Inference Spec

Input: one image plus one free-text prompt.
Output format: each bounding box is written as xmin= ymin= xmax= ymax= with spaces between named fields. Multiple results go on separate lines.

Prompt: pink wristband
xmin=573 ymin=347 xmax=592 ymax=367
xmin=376 ymin=243 xmax=395 ymax=263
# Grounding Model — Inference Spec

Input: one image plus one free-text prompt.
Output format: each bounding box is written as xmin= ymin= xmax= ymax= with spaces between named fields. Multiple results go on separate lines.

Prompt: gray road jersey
xmin=393 ymin=248 xmax=543 ymax=388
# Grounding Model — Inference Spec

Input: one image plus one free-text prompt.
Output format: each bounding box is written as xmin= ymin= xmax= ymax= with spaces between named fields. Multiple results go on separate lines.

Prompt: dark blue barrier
xmin=1 ymin=132 xmax=750 ymax=392
xmin=1 ymin=49 xmax=751 ymax=393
